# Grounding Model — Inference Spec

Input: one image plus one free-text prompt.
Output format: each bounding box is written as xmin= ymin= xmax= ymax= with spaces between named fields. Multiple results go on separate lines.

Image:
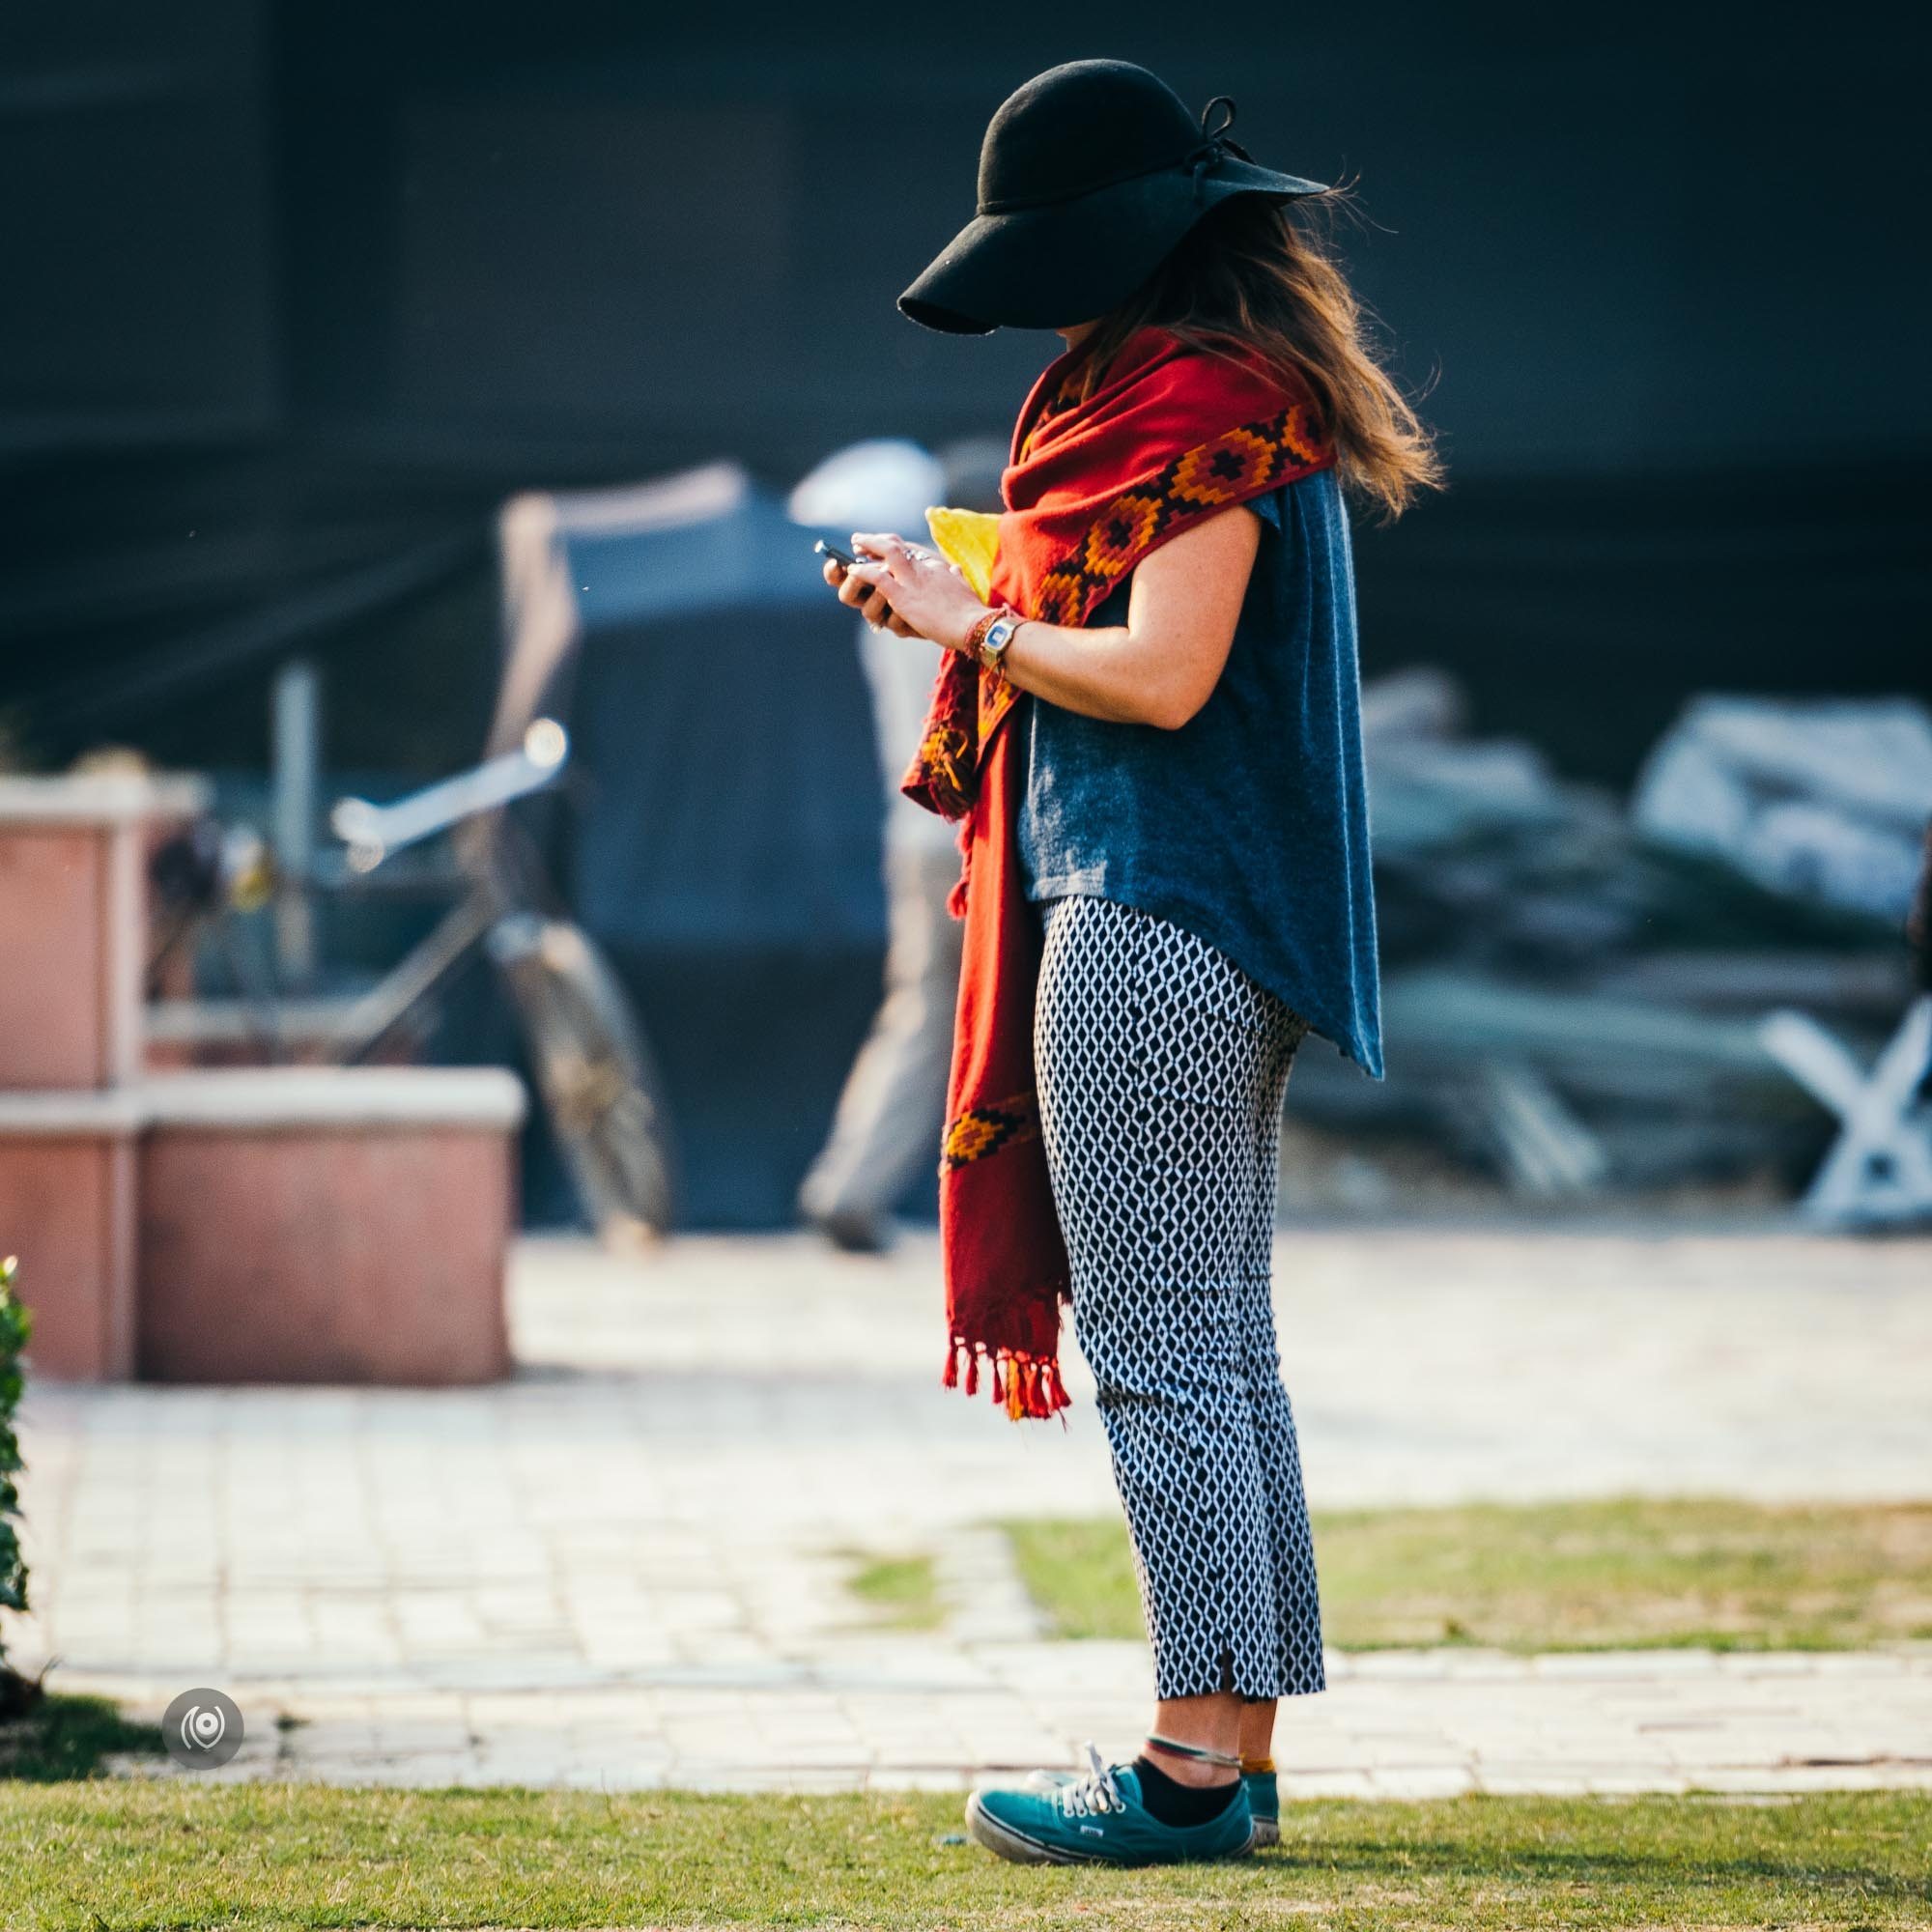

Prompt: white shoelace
xmin=1055 ymin=1742 xmax=1125 ymax=1817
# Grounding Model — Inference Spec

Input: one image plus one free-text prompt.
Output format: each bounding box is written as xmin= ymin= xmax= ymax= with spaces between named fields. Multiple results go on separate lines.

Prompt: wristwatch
xmin=967 ymin=607 xmax=1024 ymax=672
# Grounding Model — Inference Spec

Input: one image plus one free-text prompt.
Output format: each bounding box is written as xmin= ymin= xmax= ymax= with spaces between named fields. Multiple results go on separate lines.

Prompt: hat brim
xmin=898 ymin=159 xmax=1330 ymax=335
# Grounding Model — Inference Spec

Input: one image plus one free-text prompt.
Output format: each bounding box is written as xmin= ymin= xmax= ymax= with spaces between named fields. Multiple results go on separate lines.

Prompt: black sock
xmin=1132 ymin=1754 xmax=1240 ymax=1827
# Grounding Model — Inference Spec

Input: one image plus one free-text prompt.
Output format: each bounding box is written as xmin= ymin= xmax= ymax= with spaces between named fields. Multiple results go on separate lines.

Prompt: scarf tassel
xmin=941 ymin=1338 xmax=1068 ymax=1422
xmin=946 ymin=812 xmax=973 ymax=920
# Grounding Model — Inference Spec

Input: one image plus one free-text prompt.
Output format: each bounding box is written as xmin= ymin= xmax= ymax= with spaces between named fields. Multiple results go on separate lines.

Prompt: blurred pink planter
xmin=0 ymin=1092 xmax=141 ymax=1379
xmin=0 ymin=776 xmax=526 ymax=1388
xmin=136 ymin=1068 xmax=526 ymax=1385
xmin=0 ymin=776 xmax=205 ymax=1091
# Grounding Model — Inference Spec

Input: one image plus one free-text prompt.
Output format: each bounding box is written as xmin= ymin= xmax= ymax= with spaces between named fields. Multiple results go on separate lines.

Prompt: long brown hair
xmin=1073 ymin=193 xmax=1442 ymax=521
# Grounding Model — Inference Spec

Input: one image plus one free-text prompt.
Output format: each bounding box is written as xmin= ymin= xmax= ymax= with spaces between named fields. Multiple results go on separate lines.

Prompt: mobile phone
xmin=813 ymin=539 xmax=893 ymax=620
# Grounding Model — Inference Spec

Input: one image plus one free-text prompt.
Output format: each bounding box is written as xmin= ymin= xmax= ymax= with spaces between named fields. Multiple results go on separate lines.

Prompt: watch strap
xmin=965 ymin=606 xmax=1022 ymax=669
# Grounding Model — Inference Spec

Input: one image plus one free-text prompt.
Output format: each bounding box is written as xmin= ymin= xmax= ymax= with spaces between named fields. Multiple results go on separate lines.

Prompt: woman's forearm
xmin=998 ymin=504 xmax=1261 ymax=729
xmin=839 ymin=505 xmax=1259 ymax=732
xmin=997 ymin=619 xmax=1173 ymax=726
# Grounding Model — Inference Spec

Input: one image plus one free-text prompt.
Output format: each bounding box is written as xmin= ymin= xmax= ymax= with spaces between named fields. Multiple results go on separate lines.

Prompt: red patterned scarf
xmin=902 ymin=327 xmax=1335 ymax=1419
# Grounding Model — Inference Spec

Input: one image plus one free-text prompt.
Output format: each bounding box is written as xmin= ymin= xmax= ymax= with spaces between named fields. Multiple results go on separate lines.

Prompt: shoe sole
xmin=964 ymin=1794 xmax=1259 ymax=1866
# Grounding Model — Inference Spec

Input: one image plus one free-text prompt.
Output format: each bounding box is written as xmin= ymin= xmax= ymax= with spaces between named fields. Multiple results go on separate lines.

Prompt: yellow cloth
xmin=924 ymin=505 xmax=1001 ymax=602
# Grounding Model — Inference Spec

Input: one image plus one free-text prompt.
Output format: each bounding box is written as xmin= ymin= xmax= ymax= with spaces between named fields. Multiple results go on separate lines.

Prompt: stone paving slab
xmin=56 ymin=1648 xmax=1932 ymax=1796
xmin=14 ymin=1227 xmax=1932 ymax=1794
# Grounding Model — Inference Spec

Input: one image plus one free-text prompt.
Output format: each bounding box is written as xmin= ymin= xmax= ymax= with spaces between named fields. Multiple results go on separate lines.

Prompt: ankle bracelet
xmin=1144 ymin=1733 xmax=1243 ymax=1771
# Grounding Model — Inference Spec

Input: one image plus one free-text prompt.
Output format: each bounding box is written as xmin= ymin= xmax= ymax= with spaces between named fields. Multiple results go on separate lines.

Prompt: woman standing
xmin=824 ymin=59 xmax=1437 ymax=1864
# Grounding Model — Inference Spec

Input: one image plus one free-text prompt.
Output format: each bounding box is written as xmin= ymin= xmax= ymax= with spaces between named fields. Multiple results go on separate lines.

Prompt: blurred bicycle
xmin=147 ymin=722 xmax=679 ymax=1240
xmin=328 ymin=721 xmax=680 ymax=1240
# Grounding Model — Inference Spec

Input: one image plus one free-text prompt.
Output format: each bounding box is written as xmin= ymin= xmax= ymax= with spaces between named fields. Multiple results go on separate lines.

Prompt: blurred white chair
xmin=1761 ymin=996 xmax=1932 ymax=1229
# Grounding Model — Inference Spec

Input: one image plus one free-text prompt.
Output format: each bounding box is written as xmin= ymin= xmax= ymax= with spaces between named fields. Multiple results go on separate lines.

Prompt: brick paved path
xmin=14 ymin=1228 xmax=1932 ymax=1792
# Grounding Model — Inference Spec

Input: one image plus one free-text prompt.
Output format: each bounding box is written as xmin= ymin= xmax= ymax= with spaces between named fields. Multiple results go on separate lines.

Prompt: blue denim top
xmin=1016 ymin=466 xmax=1383 ymax=1078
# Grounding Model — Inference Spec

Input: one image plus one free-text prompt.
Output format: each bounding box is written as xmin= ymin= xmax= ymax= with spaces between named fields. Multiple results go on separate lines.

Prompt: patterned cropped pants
xmin=1034 ymin=895 xmax=1325 ymax=1701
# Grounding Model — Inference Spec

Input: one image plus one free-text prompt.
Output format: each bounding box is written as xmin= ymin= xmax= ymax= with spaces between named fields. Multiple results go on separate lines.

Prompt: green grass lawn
xmin=838 ymin=1549 xmax=945 ymax=1632
xmin=5 ymin=1784 xmax=1929 ymax=1930
xmin=1004 ymin=1496 xmax=1932 ymax=1651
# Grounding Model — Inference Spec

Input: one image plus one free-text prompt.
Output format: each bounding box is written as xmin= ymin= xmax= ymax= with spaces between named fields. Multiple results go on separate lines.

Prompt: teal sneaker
xmin=1028 ymin=1756 xmax=1281 ymax=1848
xmin=1245 ymin=1767 xmax=1280 ymax=1847
xmin=969 ymin=1746 xmax=1255 ymax=1865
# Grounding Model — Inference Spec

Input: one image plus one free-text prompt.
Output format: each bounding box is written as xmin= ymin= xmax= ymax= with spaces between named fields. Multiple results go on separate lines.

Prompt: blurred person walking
xmin=821 ymin=59 xmax=1437 ymax=1864
xmin=792 ymin=440 xmax=1002 ymax=1253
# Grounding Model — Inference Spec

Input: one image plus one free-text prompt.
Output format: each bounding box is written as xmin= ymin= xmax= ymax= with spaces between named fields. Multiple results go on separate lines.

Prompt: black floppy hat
xmin=899 ymin=60 xmax=1329 ymax=336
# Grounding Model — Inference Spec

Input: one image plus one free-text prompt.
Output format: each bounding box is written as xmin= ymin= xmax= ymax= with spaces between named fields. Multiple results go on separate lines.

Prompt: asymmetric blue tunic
xmin=1015 ymin=466 xmax=1383 ymax=1078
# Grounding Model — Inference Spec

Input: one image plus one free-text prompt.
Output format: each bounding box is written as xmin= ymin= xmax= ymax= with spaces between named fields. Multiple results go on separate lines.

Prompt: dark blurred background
xmin=4 ymin=3 xmax=1927 ymax=1226
xmin=6 ymin=2 xmax=1926 ymax=776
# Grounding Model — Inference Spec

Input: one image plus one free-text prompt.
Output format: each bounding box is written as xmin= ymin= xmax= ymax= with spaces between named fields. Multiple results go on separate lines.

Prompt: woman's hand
xmin=831 ymin=532 xmax=990 ymax=654
xmin=823 ymin=544 xmax=916 ymax=638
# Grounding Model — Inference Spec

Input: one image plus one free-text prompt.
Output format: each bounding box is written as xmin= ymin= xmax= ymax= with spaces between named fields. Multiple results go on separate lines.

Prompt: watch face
xmin=988 ymin=618 xmax=1015 ymax=650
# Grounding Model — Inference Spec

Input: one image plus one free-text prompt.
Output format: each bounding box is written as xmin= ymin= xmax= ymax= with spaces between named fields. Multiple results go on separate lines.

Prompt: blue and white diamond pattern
xmin=1035 ymin=895 xmax=1325 ymax=1700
